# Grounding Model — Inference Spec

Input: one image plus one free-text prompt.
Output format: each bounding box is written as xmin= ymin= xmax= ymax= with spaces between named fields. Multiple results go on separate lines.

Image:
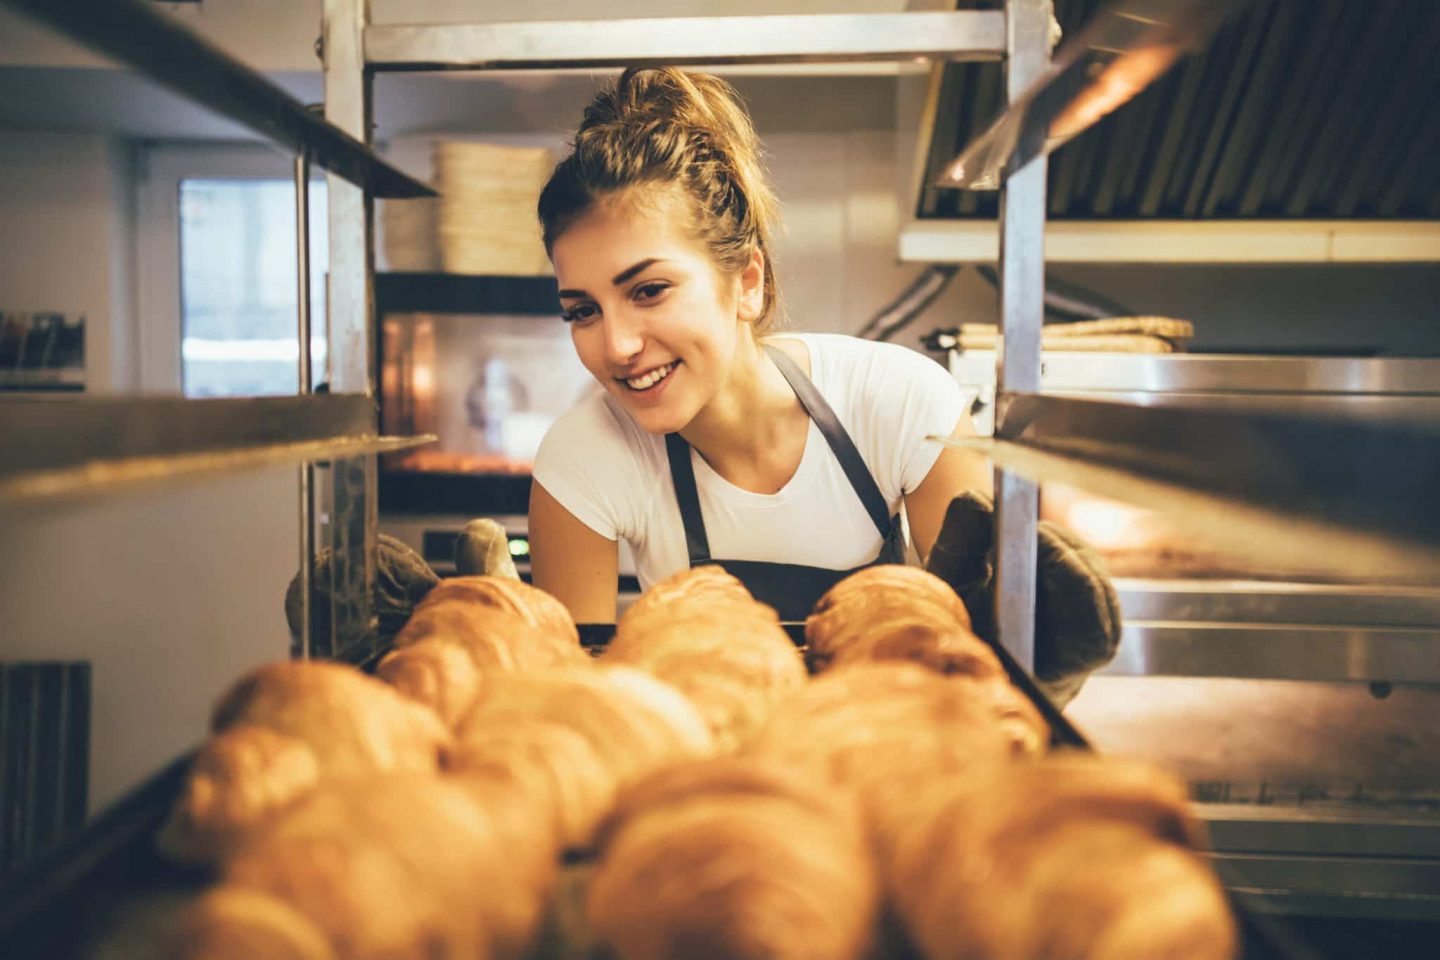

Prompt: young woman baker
xmin=529 ymin=67 xmax=991 ymax=623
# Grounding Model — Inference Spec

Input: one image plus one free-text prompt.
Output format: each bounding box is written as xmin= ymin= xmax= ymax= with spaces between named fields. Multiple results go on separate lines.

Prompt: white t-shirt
xmin=532 ymin=333 xmax=965 ymax=591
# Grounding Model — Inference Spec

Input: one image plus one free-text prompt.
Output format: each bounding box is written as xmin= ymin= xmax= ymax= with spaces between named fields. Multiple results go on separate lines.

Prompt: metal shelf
xmin=0 ymin=394 xmax=433 ymax=507
xmin=0 ymin=0 xmax=434 ymax=199
xmin=376 ymin=273 xmax=559 ymax=317
xmin=936 ymin=393 xmax=1440 ymax=584
xmin=365 ymin=11 xmax=1006 ymax=72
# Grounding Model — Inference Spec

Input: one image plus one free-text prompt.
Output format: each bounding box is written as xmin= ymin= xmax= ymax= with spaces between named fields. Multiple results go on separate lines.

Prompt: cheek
xmin=570 ymin=325 xmax=605 ymax=376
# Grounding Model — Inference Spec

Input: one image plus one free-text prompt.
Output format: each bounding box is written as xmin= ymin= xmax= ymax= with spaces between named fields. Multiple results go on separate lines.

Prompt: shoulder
xmin=787 ymin=332 xmax=956 ymax=402
xmin=533 ymin=388 xmax=664 ymax=540
xmin=534 ymin=388 xmax=662 ymax=482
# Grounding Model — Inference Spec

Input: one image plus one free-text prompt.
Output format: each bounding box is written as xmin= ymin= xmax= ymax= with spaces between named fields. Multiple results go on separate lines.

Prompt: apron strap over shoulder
xmin=664 ymin=431 xmax=713 ymax=566
xmin=763 ymin=344 xmax=893 ymax=540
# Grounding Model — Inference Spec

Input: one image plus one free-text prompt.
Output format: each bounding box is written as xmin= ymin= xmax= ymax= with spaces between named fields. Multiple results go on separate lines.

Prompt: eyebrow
xmin=557 ymin=258 xmax=665 ymax=300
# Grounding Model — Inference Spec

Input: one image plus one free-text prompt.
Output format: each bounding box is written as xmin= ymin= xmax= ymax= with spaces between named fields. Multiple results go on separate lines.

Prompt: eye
xmin=561 ymin=302 xmax=599 ymax=324
xmin=633 ymin=281 xmax=670 ymax=303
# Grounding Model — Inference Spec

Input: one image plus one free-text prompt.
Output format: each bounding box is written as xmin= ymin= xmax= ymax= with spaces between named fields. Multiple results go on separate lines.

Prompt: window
xmin=178 ymin=178 xmax=328 ymax=397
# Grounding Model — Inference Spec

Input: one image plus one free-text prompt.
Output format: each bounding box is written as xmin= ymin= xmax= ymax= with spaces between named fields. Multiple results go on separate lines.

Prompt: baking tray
xmin=0 ymin=624 xmax=1322 ymax=959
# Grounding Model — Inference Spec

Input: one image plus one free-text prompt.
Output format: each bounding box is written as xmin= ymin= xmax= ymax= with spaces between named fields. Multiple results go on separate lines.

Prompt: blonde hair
xmin=538 ymin=67 xmax=783 ymax=332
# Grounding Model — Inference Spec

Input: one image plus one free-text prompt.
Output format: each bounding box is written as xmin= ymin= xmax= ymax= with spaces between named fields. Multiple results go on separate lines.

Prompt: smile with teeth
xmin=623 ymin=361 xmax=678 ymax=391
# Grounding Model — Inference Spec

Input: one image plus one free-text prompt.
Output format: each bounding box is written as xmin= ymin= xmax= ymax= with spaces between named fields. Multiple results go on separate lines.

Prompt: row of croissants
xmin=155 ymin=560 xmax=1238 ymax=960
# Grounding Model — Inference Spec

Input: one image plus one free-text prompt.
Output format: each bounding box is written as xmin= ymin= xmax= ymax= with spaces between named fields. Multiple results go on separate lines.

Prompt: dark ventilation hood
xmin=917 ymin=0 xmax=1440 ymax=221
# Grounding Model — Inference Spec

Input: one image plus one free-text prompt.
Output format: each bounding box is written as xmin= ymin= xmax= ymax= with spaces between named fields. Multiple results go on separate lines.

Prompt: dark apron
xmin=663 ymin=344 xmax=905 ymax=621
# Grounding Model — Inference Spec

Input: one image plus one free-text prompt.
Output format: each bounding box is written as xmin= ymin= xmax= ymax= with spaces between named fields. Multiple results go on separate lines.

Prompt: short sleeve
xmin=531 ymin=393 xmax=636 ymax=541
xmin=893 ymin=348 xmax=966 ymax=492
xmin=835 ymin=338 xmax=965 ymax=497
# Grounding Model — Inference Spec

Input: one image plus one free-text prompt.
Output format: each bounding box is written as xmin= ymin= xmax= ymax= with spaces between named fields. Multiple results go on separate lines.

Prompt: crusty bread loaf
xmin=209 ymin=660 xmax=450 ymax=779
xmin=217 ymin=776 xmax=555 ymax=960
xmin=608 ymin=568 xmax=806 ymax=750
xmin=885 ymin=755 xmax=1237 ymax=960
xmin=453 ymin=667 xmax=714 ymax=849
xmin=586 ymin=756 xmax=879 ymax=960
xmin=156 ymin=726 xmax=321 ymax=865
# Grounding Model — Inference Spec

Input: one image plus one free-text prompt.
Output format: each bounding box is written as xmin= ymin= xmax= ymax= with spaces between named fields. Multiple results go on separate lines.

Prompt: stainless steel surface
xmin=1069 ymin=675 xmax=1440 ymax=918
xmin=0 ymin=0 xmax=433 ymax=199
xmin=938 ymin=0 xmax=1251 ymax=189
xmin=1201 ymin=804 xmax=1440 ymax=860
xmin=1106 ymin=622 xmax=1440 ymax=683
xmin=324 ymin=0 xmax=380 ymax=660
xmin=949 ymin=352 xmax=1440 ymax=396
xmin=936 ymin=391 xmax=1440 ymax=582
xmin=1220 ymin=856 xmax=1440 ymax=921
xmin=296 ymin=151 xmax=315 ymax=661
xmin=1116 ymin=579 xmax=1440 ymax=627
xmin=364 ymin=12 xmax=1006 ymax=71
xmin=0 ymin=395 xmax=433 ymax=506
xmin=992 ymin=0 xmax=1053 ymax=674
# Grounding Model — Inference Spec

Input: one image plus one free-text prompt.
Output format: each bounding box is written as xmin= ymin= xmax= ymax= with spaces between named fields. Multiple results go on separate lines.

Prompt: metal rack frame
xmin=0 ymin=0 xmax=439 ymax=661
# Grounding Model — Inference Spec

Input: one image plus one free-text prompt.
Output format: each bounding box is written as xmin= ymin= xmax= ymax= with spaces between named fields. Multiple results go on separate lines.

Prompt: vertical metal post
xmin=993 ymin=0 xmax=1051 ymax=673
xmin=322 ymin=0 xmax=378 ymax=660
xmin=294 ymin=150 xmax=315 ymax=660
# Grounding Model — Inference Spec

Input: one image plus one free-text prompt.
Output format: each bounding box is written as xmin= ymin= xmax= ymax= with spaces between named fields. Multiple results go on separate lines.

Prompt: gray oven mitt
xmin=454 ymin=518 xmax=521 ymax=580
xmin=925 ymin=491 xmax=1122 ymax=708
xmin=284 ymin=533 xmax=440 ymax=652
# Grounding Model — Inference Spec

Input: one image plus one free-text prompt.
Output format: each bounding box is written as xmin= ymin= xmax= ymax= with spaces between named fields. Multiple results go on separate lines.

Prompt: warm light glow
xmin=1050 ymin=42 xmax=1178 ymax=141
xmin=1062 ymin=499 xmax=1149 ymax=551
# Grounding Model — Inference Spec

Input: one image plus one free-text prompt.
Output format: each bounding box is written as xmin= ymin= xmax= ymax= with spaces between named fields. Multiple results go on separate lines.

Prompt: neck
xmin=679 ymin=333 xmax=806 ymax=487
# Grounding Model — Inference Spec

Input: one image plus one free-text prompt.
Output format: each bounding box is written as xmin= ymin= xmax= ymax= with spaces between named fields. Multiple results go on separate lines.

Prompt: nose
xmin=603 ymin=308 xmax=645 ymax=367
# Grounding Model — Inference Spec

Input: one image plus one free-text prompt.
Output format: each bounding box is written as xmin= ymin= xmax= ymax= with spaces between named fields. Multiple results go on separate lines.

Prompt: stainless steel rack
xmin=0 ymin=0 xmax=438 ymax=661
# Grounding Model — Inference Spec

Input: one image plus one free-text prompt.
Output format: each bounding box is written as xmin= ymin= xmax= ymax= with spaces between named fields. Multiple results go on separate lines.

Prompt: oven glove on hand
xmin=454 ymin=518 xmax=520 ymax=580
xmin=925 ymin=491 xmax=1122 ymax=708
xmin=284 ymin=533 xmax=440 ymax=653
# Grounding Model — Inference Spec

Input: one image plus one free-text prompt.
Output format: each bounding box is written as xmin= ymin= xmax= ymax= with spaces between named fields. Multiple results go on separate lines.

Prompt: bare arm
xmin=529 ymin=480 xmax=620 ymax=623
xmin=903 ymin=413 xmax=993 ymax=564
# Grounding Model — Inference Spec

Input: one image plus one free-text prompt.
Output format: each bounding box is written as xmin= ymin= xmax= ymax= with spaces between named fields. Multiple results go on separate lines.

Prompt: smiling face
xmin=552 ymin=189 xmax=764 ymax=435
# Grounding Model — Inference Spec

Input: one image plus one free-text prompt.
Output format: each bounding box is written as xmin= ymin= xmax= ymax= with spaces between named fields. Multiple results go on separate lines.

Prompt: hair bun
xmin=540 ymin=67 xmax=784 ymax=330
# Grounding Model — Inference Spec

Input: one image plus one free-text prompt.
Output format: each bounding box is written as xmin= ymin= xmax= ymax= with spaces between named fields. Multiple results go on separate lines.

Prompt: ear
xmin=735 ymin=248 xmax=766 ymax=324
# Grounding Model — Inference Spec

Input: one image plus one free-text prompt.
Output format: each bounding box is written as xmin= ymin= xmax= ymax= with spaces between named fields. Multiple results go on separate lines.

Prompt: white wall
xmin=0 ymin=130 xmax=298 ymax=816
xmin=0 ymin=468 xmax=297 ymax=814
xmin=0 ymin=131 xmax=137 ymax=392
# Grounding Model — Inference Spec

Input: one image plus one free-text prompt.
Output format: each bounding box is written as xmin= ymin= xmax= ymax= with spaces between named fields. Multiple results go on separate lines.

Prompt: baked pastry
xmin=405 ymin=575 xmax=580 ymax=649
xmin=217 ymin=776 xmax=556 ymax=960
xmin=383 ymin=576 xmax=588 ymax=725
xmin=376 ymin=636 xmax=484 ymax=729
xmin=586 ymin=756 xmax=879 ymax=960
xmin=609 ymin=570 xmax=805 ymax=749
xmin=453 ymin=667 xmax=714 ymax=849
xmin=165 ymin=887 xmax=334 ymax=960
xmin=209 ymin=660 xmax=450 ymax=779
xmin=805 ymin=565 xmax=990 ymax=674
xmin=617 ymin=565 xmax=763 ymax=629
xmin=885 ymin=755 xmax=1237 ymax=960
xmin=156 ymin=725 xmax=321 ymax=865
xmin=749 ymin=661 xmax=1047 ymax=840
xmin=447 ymin=720 xmax=613 ymax=851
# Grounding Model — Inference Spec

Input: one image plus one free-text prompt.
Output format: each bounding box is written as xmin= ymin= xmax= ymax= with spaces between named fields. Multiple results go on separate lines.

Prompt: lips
xmin=622 ymin=361 xmax=678 ymax=391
